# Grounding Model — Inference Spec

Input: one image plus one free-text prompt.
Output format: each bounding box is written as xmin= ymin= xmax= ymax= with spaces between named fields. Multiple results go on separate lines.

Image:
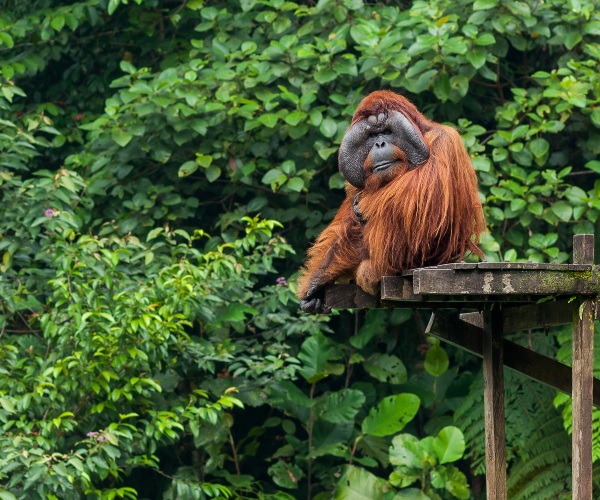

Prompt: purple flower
xmin=276 ymin=277 xmax=288 ymax=286
xmin=44 ymin=209 xmax=55 ymax=217
xmin=87 ymin=430 xmax=108 ymax=442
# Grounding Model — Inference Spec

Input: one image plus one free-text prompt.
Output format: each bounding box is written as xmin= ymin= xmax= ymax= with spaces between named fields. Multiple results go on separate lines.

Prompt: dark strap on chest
xmin=353 ymin=193 xmax=366 ymax=226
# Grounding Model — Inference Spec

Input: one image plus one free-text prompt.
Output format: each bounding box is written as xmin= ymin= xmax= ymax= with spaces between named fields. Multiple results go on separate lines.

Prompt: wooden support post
xmin=482 ymin=305 xmax=506 ymax=499
xmin=572 ymin=234 xmax=595 ymax=500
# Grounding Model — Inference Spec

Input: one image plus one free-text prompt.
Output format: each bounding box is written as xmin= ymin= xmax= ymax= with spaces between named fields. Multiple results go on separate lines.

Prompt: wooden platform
xmin=324 ymin=234 xmax=598 ymax=500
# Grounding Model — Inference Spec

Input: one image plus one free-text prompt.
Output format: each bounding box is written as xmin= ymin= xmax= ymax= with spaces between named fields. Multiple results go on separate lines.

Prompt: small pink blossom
xmin=45 ymin=209 xmax=55 ymax=217
xmin=86 ymin=430 xmax=108 ymax=443
xmin=276 ymin=277 xmax=288 ymax=286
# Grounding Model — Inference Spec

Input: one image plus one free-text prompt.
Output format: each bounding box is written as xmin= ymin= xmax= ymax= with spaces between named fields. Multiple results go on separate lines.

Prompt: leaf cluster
xmin=0 ymin=0 xmax=598 ymax=497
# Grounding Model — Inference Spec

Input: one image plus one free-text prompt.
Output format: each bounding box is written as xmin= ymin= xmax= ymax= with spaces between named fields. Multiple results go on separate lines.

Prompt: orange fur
xmin=297 ymin=91 xmax=485 ymax=299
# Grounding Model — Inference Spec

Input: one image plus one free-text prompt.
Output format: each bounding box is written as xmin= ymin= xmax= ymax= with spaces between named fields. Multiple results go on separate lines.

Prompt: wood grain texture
xmin=381 ymin=277 xmax=539 ymax=304
xmin=458 ymin=299 xmax=600 ymax=333
xmin=380 ymin=275 xmax=422 ymax=300
xmin=327 ymin=282 xmax=537 ymax=307
xmin=482 ymin=306 xmax=506 ymax=499
xmin=324 ymin=284 xmax=378 ymax=309
xmin=412 ymin=268 xmax=600 ymax=295
xmin=573 ymin=234 xmax=595 ymax=266
xmin=477 ymin=262 xmax=592 ymax=271
xmin=572 ymin=234 xmax=595 ymax=500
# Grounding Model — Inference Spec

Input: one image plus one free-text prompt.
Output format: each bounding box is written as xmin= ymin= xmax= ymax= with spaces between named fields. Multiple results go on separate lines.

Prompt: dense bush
xmin=0 ymin=0 xmax=598 ymax=498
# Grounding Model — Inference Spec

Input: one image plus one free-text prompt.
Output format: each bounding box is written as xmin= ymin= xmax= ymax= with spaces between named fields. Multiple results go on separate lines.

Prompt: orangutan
xmin=298 ymin=90 xmax=485 ymax=313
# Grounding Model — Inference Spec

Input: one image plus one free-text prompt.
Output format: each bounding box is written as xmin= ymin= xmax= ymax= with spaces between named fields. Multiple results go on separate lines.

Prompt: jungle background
xmin=0 ymin=0 xmax=599 ymax=498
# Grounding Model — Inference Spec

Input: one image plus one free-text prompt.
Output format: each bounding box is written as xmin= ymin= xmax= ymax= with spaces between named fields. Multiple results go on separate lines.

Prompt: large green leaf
xmin=111 ymin=129 xmax=132 ymax=147
xmin=178 ymin=160 xmax=198 ymax=177
xmin=585 ymin=160 xmax=600 ymax=173
xmin=268 ymin=461 xmax=304 ymax=489
xmin=298 ymin=333 xmax=335 ymax=383
xmin=316 ymin=389 xmax=366 ymax=423
xmin=335 ymin=465 xmax=387 ymax=500
xmin=388 ymin=435 xmax=424 ymax=488
xmin=364 ymin=353 xmax=407 ymax=384
xmin=444 ymin=465 xmax=470 ymax=499
xmin=552 ymin=201 xmax=573 ymax=222
xmin=424 ymin=345 xmax=449 ymax=377
xmin=258 ymin=114 xmax=278 ymax=128
xmin=320 ymin=117 xmax=338 ymax=138
xmin=361 ymin=394 xmax=420 ymax=437
xmin=529 ymin=138 xmax=549 ymax=158
xmin=433 ymin=426 xmax=466 ymax=464
xmin=389 ymin=434 xmax=422 ymax=468
xmin=219 ymin=304 xmax=258 ymax=323
xmin=312 ymin=420 xmax=354 ymax=456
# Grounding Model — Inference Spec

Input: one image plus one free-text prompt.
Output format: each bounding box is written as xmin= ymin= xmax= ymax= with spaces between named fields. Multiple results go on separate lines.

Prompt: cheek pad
xmin=339 ymin=124 xmax=376 ymax=189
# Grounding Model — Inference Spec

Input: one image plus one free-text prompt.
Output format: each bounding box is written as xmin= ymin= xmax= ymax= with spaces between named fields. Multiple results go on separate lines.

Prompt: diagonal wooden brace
xmin=425 ymin=310 xmax=600 ymax=407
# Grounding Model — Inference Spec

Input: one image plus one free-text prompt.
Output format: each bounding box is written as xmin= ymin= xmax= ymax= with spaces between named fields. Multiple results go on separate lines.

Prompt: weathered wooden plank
xmin=433 ymin=262 xmax=479 ymax=270
xmin=412 ymin=268 xmax=600 ymax=295
xmin=476 ymin=262 xmax=593 ymax=271
xmin=324 ymin=284 xmax=537 ymax=309
xmin=380 ymin=277 xmax=539 ymax=303
xmin=405 ymin=262 xmax=594 ymax=275
xmin=572 ymin=299 xmax=594 ymax=500
xmin=574 ymin=234 xmax=595 ymax=266
xmin=401 ymin=263 xmax=478 ymax=276
xmin=426 ymin=311 xmax=600 ymax=406
xmin=326 ymin=283 xmax=598 ymax=309
xmin=458 ymin=299 xmax=599 ymax=333
xmin=572 ymin=234 xmax=594 ymax=500
xmin=482 ymin=306 xmax=507 ymax=499
xmin=381 ymin=275 xmax=422 ymax=300
xmin=325 ymin=286 xmax=534 ymax=310
xmin=325 ymin=284 xmax=378 ymax=309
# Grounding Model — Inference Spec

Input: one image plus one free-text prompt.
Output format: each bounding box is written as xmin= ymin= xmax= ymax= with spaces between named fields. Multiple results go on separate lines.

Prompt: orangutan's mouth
xmin=373 ymin=161 xmax=394 ymax=172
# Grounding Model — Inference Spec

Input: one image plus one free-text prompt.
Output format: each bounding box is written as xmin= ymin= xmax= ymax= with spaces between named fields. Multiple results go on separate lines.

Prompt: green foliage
xmin=361 ymin=394 xmax=420 ymax=438
xmin=0 ymin=0 xmax=598 ymax=497
xmin=424 ymin=341 xmax=450 ymax=378
xmin=389 ymin=426 xmax=469 ymax=499
xmin=506 ymin=411 xmax=571 ymax=499
xmin=334 ymin=465 xmax=389 ymax=500
xmin=455 ymin=368 xmax=558 ymax=475
xmin=336 ymin=425 xmax=469 ymax=500
xmin=0 ymin=218 xmax=294 ymax=498
xmin=553 ymin=319 xmax=600 ymax=486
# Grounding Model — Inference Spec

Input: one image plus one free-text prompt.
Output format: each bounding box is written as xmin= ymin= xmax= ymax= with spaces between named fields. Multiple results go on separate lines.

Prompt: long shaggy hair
xmin=297 ymin=90 xmax=485 ymax=301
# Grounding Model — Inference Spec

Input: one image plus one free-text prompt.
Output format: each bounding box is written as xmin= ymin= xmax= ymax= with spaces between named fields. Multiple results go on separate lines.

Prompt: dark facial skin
xmin=339 ymin=110 xmax=429 ymax=189
xmin=366 ymin=130 xmax=408 ymax=186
